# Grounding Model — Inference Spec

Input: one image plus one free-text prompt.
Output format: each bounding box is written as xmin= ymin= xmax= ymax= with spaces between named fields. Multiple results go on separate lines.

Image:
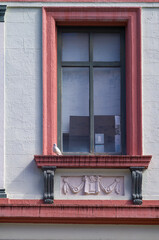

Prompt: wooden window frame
xmin=43 ymin=7 xmax=142 ymax=157
xmin=57 ymin=27 xmax=126 ymax=155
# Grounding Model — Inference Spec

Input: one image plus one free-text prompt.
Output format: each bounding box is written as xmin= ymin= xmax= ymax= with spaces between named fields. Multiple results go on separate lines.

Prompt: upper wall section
xmin=1 ymin=1 xmax=159 ymax=7
xmin=2 ymin=0 xmax=159 ymax=3
xmin=3 ymin=4 xmax=159 ymax=200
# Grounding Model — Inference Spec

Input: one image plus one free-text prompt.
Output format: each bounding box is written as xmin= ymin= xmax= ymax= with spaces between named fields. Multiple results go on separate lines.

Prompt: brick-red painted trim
xmin=34 ymin=155 xmax=152 ymax=168
xmin=1 ymin=0 xmax=159 ymax=3
xmin=43 ymin=8 xmax=58 ymax=155
xmin=1 ymin=199 xmax=159 ymax=224
xmin=43 ymin=7 xmax=142 ymax=156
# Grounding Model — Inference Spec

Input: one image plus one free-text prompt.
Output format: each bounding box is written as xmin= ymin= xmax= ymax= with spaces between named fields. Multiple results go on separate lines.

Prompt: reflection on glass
xmin=62 ymin=33 xmax=89 ymax=62
xmin=93 ymin=68 xmax=121 ymax=153
xmin=93 ymin=33 xmax=120 ymax=62
xmin=62 ymin=67 xmax=89 ymax=152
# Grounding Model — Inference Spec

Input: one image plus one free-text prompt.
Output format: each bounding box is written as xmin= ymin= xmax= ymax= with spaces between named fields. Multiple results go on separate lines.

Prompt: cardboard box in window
xmin=69 ymin=115 xmax=116 ymax=136
xmin=70 ymin=116 xmax=90 ymax=136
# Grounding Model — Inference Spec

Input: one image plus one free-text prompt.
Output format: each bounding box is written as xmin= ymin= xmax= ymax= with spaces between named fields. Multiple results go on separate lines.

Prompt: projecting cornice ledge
xmin=0 ymin=5 xmax=7 ymax=22
xmin=0 ymin=199 xmax=159 ymax=225
xmin=34 ymin=155 xmax=152 ymax=169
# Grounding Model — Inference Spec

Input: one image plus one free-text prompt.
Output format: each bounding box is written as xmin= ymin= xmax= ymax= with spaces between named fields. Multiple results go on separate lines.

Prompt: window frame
xmin=42 ymin=7 xmax=142 ymax=156
xmin=57 ymin=26 xmax=126 ymax=155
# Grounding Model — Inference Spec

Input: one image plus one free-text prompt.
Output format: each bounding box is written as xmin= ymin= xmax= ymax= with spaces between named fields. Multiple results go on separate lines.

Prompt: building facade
xmin=0 ymin=0 xmax=159 ymax=239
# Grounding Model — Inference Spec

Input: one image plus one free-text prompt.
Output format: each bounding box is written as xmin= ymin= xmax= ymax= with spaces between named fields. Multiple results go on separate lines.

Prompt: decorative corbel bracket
xmin=42 ymin=166 xmax=56 ymax=204
xmin=0 ymin=189 xmax=7 ymax=198
xmin=0 ymin=5 xmax=7 ymax=22
xmin=130 ymin=167 xmax=145 ymax=205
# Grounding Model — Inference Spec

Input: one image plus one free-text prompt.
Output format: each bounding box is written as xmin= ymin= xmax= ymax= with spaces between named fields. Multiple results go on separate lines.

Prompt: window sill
xmin=34 ymin=155 xmax=152 ymax=169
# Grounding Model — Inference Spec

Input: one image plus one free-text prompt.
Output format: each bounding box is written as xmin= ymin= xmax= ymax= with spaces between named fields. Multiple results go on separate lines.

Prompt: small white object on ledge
xmin=53 ymin=143 xmax=62 ymax=156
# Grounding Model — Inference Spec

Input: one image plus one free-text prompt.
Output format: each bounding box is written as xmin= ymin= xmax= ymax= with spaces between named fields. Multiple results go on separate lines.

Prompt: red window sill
xmin=34 ymin=155 xmax=152 ymax=169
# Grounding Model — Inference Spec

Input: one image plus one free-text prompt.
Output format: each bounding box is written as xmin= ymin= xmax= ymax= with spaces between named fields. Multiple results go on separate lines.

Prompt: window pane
xmin=62 ymin=33 xmax=89 ymax=62
xmin=62 ymin=67 xmax=89 ymax=152
xmin=93 ymin=33 xmax=120 ymax=62
xmin=93 ymin=68 xmax=121 ymax=153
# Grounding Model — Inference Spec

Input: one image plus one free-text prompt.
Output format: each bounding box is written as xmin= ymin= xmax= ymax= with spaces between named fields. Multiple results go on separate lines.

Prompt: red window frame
xmin=42 ymin=7 xmax=142 ymax=156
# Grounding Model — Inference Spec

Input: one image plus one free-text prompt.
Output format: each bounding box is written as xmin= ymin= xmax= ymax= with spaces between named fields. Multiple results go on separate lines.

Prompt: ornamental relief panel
xmin=61 ymin=176 xmax=124 ymax=196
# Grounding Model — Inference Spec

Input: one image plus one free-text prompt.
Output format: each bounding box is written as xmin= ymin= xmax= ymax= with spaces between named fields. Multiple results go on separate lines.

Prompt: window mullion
xmin=89 ymin=32 xmax=94 ymax=153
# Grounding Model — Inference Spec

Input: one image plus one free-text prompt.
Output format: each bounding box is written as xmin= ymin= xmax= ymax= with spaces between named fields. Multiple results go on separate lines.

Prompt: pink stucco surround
xmin=42 ymin=7 xmax=142 ymax=157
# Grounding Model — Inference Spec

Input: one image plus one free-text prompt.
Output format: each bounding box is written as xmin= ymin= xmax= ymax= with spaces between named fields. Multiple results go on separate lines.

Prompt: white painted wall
xmin=1 ymin=223 xmax=159 ymax=240
xmin=5 ymin=8 xmax=43 ymax=199
xmin=142 ymin=8 xmax=159 ymax=199
xmin=0 ymin=22 xmax=5 ymax=190
xmin=2 ymin=5 xmax=159 ymax=201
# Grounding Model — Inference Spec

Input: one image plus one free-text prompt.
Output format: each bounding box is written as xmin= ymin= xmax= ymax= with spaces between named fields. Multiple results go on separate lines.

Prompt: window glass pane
xmin=93 ymin=33 xmax=120 ymax=62
xmin=62 ymin=67 xmax=89 ymax=152
xmin=62 ymin=33 xmax=89 ymax=62
xmin=93 ymin=67 xmax=121 ymax=153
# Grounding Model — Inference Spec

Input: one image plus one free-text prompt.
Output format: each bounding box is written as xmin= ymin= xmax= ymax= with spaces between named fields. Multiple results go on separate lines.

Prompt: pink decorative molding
xmin=1 ymin=199 xmax=159 ymax=225
xmin=42 ymin=7 xmax=142 ymax=156
xmin=34 ymin=155 xmax=152 ymax=169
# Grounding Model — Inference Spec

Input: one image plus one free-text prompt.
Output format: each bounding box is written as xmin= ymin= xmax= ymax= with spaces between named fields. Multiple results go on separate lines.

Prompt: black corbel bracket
xmin=130 ymin=167 xmax=145 ymax=205
xmin=0 ymin=189 xmax=7 ymax=198
xmin=42 ymin=166 xmax=56 ymax=204
xmin=0 ymin=5 xmax=7 ymax=22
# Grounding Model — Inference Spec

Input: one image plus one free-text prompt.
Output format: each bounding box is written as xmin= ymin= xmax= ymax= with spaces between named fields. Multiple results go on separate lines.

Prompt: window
xmin=42 ymin=7 xmax=142 ymax=157
xmin=57 ymin=27 xmax=126 ymax=154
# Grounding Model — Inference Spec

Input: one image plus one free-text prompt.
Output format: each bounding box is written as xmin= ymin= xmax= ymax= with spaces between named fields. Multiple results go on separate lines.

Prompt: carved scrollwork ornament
xmin=63 ymin=177 xmax=84 ymax=194
xmin=63 ymin=175 xmax=121 ymax=196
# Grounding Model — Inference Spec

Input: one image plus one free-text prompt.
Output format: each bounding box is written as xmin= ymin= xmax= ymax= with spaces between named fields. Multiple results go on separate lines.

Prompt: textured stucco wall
xmin=5 ymin=8 xmax=43 ymax=199
xmin=3 ymin=5 xmax=159 ymax=200
xmin=142 ymin=8 xmax=159 ymax=199
xmin=0 ymin=22 xmax=5 ymax=190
